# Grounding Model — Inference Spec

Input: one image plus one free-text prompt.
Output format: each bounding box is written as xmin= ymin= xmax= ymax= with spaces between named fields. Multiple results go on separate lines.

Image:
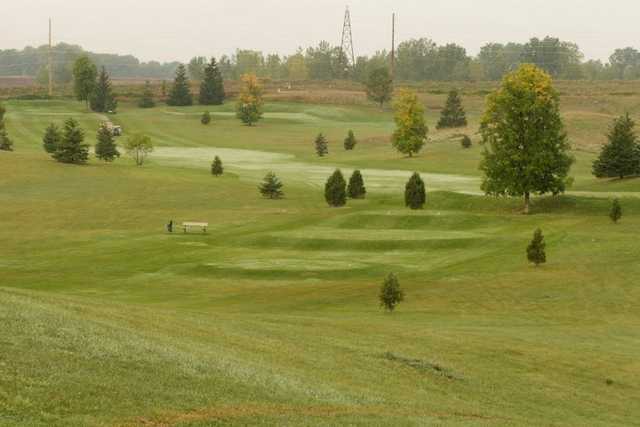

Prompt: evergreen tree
xmin=211 ymin=156 xmax=223 ymax=176
xmin=138 ymin=81 xmax=155 ymax=108
xmin=53 ymin=118 xmax=89 ymax=164
xmin=0 ymin=104 xmax=12 ymax=152
xmin=366 ymin=67 xmax=393 ymax=108
xmin=392 ymin=89 xmax=427 ymax=157
xmin=43 ymin=123 xmax=62 ymax=154
xmin=344 ymin=130 xmax=357 ymax=150
xmin=347 ymin=170 xmax=366 ymax=199
xmin=610 ymin=199 xmax=622 ymax=224
xmin=379 ymin=273 xmax=404 ymax=312
xmin=593 ymin=114 xmax=640 ymax=179
xmin=201 ymin=111 xmax=212 ymax=125
xmin=324 ymin=169 xmax=347 ymax=207
xmin=236 ymin=74 xmax=263 ymax=126
xmin=90 ymin=67 xmax=117 ymax=113
xmin=199 ymin=57 xmax=225 ymax=105
xmin=436 ymin=89 xmax=467 ymax=129
xmin=405 ymin=172 xmax=426 ymax=209
xmin=95 ymin=123 xmax=120 ymax=162
xmin=315 ymin=133 xmax=328 ymax=156
xmin=167 ymin=64 xmax=193 ymax=106
xmin=461 ymin=134 xmax=472 ymax=149
xmin=480 ymin=65 xmax=573 ymax=214
xmin=259 ymin=171 xmax=284 ymax=199
xmin=527 ymin=228 xmax=547 ymax=266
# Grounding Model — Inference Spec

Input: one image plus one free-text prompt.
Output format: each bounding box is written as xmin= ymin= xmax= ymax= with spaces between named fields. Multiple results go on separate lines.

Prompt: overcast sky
xmin=2 ymin=0 xmax=638 ymax=63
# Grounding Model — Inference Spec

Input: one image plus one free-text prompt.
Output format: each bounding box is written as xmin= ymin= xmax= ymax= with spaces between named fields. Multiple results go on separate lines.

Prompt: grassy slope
xmin=1 ymin=95 xmax=639 ymax=426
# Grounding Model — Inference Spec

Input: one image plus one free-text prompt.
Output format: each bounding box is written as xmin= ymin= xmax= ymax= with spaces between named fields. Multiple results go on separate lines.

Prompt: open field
xmin=1 ymin=90 xmax=640 ymax=426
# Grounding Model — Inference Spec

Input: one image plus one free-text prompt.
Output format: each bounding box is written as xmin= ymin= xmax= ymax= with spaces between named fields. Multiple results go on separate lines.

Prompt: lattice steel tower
xmin=340 ymin=6 xmax=355 ymax=69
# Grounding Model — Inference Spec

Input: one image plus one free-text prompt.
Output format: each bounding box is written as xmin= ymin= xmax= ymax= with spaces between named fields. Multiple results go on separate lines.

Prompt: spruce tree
xmin=53 ymin=118 xmax=89 ymax=164
xmin=527 ymin=228 xmax=546 ymax=266
xmin=0 ymin=104 xmax=12 ymax=152
xmin=379 ymin=273 xmax=404 ymax=312
xmin=90 ymin=67 xmax=117 ymax=113
xmin=315 ymin=133 xmax=328 ymax=157
xmin=593 ymin=114 xmax=640 ymax=179
xmin=461 ymin=135 xmax=472 ymax=149
xmin=344 ymin=130 xmax=357 ymax=150
xmin=325 ymin=169 xmax=347 ymax=207
xmin=610 ymin=199 xmax=622 ymax=224
xmin=201 ymin=111 xmax=212 ymax=125
xmin=95 ymin=123 xmax=120 ymax=162
xmin=167 ymin=64 xmax=193 ymax=106
xmin=211 ymin=156 xmax=223 ymax=176
xmin=259 ymin=171 xmax=284 ymax=199
xmin=405 ymin=172 xmax=426 ymax=209
xmin=436 ymin=89 xmax=467 ymax=129
xmin=138 ymin=81 xmax=155 ymax=108
xmin=347 ymin=170 xmax=366 ymax=199
xmin=199 ymin=57 xmax=225 ymax=105
xmin=43 ymin=123 xmax=62 ymax=154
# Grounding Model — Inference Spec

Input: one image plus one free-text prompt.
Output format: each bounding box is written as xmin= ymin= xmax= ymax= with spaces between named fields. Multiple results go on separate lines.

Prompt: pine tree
xmin=315 ymin=133 xmax=328 ymax=157
xmin=259 ymin=171 xmax=284 ymax=199
xmin=379 ymin=273 xmax=404 ymax=312
xmin=201 ymin=111 xmax=212 ymax=125
xmin=610 ymin=199 xmax=622 ymax=224
xmin=236 ymin=74 xmax=263 ymax=126
xmin=0 ymin=104 xmax=12 ymax=152
xmin=211 ymin=156 xmax=223 ymax=176
xmin=53 ymin=118 xmax=89 ymax=164
xmin=138 ymin=81 xmax=155 ymax=108
xmin=199 ymin=57 xmax=225 ymax=105
xmin=461 ymin=135 xmax=472 ymax=149
xmin=90 ymin=67 xmax=117 ymax=113
xmin=167 ymin=64 xmax=193 ymax=106
xmin=95 ymin=123 xmax=120 ymax=162
xmin=347 ymin=170 xmax=366 ymax=199
xmin=593 ymin=114 xmax=640 ymax=179
xmin=43 ymin=123 xmax=62 ymax=154
xmin=436 ymin=89 xmax=467 ymax=129
xmin=405 ymin=172 xmax=426 ymax=209
xmin=527 ymin=228 xmax=546 ymax=266
xmin=344 ymin=130 xmax=357 ymax=150
xmin=325 ymin=169 xmax=347 ymax=207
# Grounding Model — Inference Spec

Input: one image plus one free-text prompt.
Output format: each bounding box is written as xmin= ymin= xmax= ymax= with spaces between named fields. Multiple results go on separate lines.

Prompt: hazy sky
xmin=2 ymin=0 xmax=638 ymax=63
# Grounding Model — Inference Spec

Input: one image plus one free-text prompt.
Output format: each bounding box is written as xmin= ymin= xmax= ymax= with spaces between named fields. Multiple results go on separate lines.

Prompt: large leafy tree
xmin=95 ymin=123 xmax=120 ymax=162
xmin=366 ymin=67 xmax=393 ymax=108
xmin=90 ymin=67 xmax=117 ymax=113
xmin=236 ymin=74 xmax=263 ymax=126
xmin=53 ymin=118 xmax=89 ymax=164
xmin=72 ymin=55 xmax=97 ymax=110
xmin=167 ymin=64 xmax=193 ymax=106
xmin=199 ymin=57 xmax=225 ymax=105
xmin=42 ymin=123 xmax=62 ymax=154
xmin=324 ymin=169 xmax=347 ymax=207
xmin=0 ymin=104 xmax=13 ymax=151
xmin=480 ymin=64 xmax=574 ymax=214
xmin=592 ymin=114 xmax=640 ymax=179
xmin=391 ymin=89 xmax=427 ymax=157
xmin=436 ymin=89 xmax=467 ymax=129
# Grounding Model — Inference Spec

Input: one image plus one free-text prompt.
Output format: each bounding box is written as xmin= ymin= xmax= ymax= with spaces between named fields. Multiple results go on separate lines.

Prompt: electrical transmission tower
xmin=340 ymin=6 xmax=355 ymax=70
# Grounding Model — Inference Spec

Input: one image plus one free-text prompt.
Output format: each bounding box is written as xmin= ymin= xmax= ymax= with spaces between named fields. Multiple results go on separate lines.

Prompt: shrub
xmin=461 ymin=135 xmax=472 ymax=149
xmin=347 ymin=170 xmax=366 ymax=199
xmin=527 ymin=228 xmax=546 ymax=266
xmin=315 ymin=133 xmax=328 ymax=157
xmin=379 ymin=273 xmax=404 ymax=312
xmin=259 ymin=171 xmax=284 ymax=199
xmin=610 ymin=199 xmax=622 ymax=224
xmin=124 ymin=133 xmax=153 ymax=166
xmin=211 ymin=156 xmax=223 ymax=176
xmin=325 ymin=169 xmax=347 ymax=207
xmin=404 ymin=172 xmax=426 ymax=209
xmin=344 ymin=130 xmax=357 ymax=150
xmin=201 ymin=111 xmax=212 ymax=125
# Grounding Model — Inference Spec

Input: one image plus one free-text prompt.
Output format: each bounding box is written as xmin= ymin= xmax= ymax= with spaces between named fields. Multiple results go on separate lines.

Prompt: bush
xmin=344 ymin=130 xmax=357 ymax=150
xmin=379 ymin=273 xmax=404 ymax=312
xmin=461 ymin=135 xmax=472 ymax=149
xmin=211 ymin=156 xmax=223 ymax=176
xmin=404 ymin=172 xmax=426 ymax=209
xmin=201 ymin=111 xmax=212 ymax=125
xmin=315 ymin=133 xmax=328 ymax=157
xmin=347 ymin=170 xmax=366 ymax=199
xmin=610 ymin=199 xmax=622 ymax=223
xmin=325 ymin=169 xmax=347 ymax=207
xmin=527 ymin=228 xmax=546 ymax=266
xmin=259 ymin=171 xmax=284 ymax=199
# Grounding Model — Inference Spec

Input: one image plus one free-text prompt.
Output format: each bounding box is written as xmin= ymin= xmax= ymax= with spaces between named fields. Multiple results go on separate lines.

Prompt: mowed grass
xmin=1 ymin=93 xmax=640 ymax=426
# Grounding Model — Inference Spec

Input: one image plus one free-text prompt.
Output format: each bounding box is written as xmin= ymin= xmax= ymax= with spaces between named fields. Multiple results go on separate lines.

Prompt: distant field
xmin=1 ymin=94 xmax=639 ymax=426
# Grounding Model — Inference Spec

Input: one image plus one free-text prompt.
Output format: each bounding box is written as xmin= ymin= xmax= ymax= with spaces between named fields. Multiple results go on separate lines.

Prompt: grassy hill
xmin=1 ymin=94 xmax=639 ymax=426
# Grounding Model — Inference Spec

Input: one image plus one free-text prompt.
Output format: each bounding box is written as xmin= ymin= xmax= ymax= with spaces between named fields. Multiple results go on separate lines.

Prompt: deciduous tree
xmin=72 ymin=55 xmax=97 ymax=110
xmin=124 ymin=134 xmax=153 ymax=166
xmin=236 ymin=74 xmax=263 ymax=126
xmin=391 ymin=89 xmax=427 ymax=157
xmin=138 ymin=81 xmax=155 ymax=108
xmin=366 ymin=67 xmax=393 ymax=108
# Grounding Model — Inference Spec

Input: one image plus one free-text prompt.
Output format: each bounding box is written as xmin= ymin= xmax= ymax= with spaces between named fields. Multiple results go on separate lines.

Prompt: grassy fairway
xmin=1 ymin=95 xmax=640 ymax=426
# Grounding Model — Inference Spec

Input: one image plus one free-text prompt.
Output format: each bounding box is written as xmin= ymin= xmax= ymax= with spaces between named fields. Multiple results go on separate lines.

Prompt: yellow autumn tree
xmin=391 ymin=89 xmax=428 ymax=157
xmin=236 ymin=73 xmax=264 ymax=126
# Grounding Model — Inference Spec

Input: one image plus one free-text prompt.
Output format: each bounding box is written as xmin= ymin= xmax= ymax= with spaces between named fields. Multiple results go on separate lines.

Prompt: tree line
xmin=3 ymin=38 xmax=640 ymax=83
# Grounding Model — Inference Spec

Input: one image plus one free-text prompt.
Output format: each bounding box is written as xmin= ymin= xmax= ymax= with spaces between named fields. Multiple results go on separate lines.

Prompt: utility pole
xmin=48 ymin=18 xmax=53 ymax=96
xmin=390 ymin=13 xmax=396 ymax=81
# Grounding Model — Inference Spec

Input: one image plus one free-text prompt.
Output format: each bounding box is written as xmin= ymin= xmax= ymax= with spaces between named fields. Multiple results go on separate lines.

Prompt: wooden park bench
xmin=182 ymin=222 xmax=208 ymax=233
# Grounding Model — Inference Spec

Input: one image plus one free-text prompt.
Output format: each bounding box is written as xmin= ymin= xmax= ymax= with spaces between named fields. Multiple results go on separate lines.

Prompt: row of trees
xmin=72 ymin=56 xmax=117 ymax=112
xmin=165 ymin=59 xmax=225 ymax=106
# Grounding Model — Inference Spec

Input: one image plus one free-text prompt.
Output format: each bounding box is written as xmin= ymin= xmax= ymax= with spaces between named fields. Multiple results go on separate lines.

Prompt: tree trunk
xmin=523 ymin=192 xmax=530 ymax=215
